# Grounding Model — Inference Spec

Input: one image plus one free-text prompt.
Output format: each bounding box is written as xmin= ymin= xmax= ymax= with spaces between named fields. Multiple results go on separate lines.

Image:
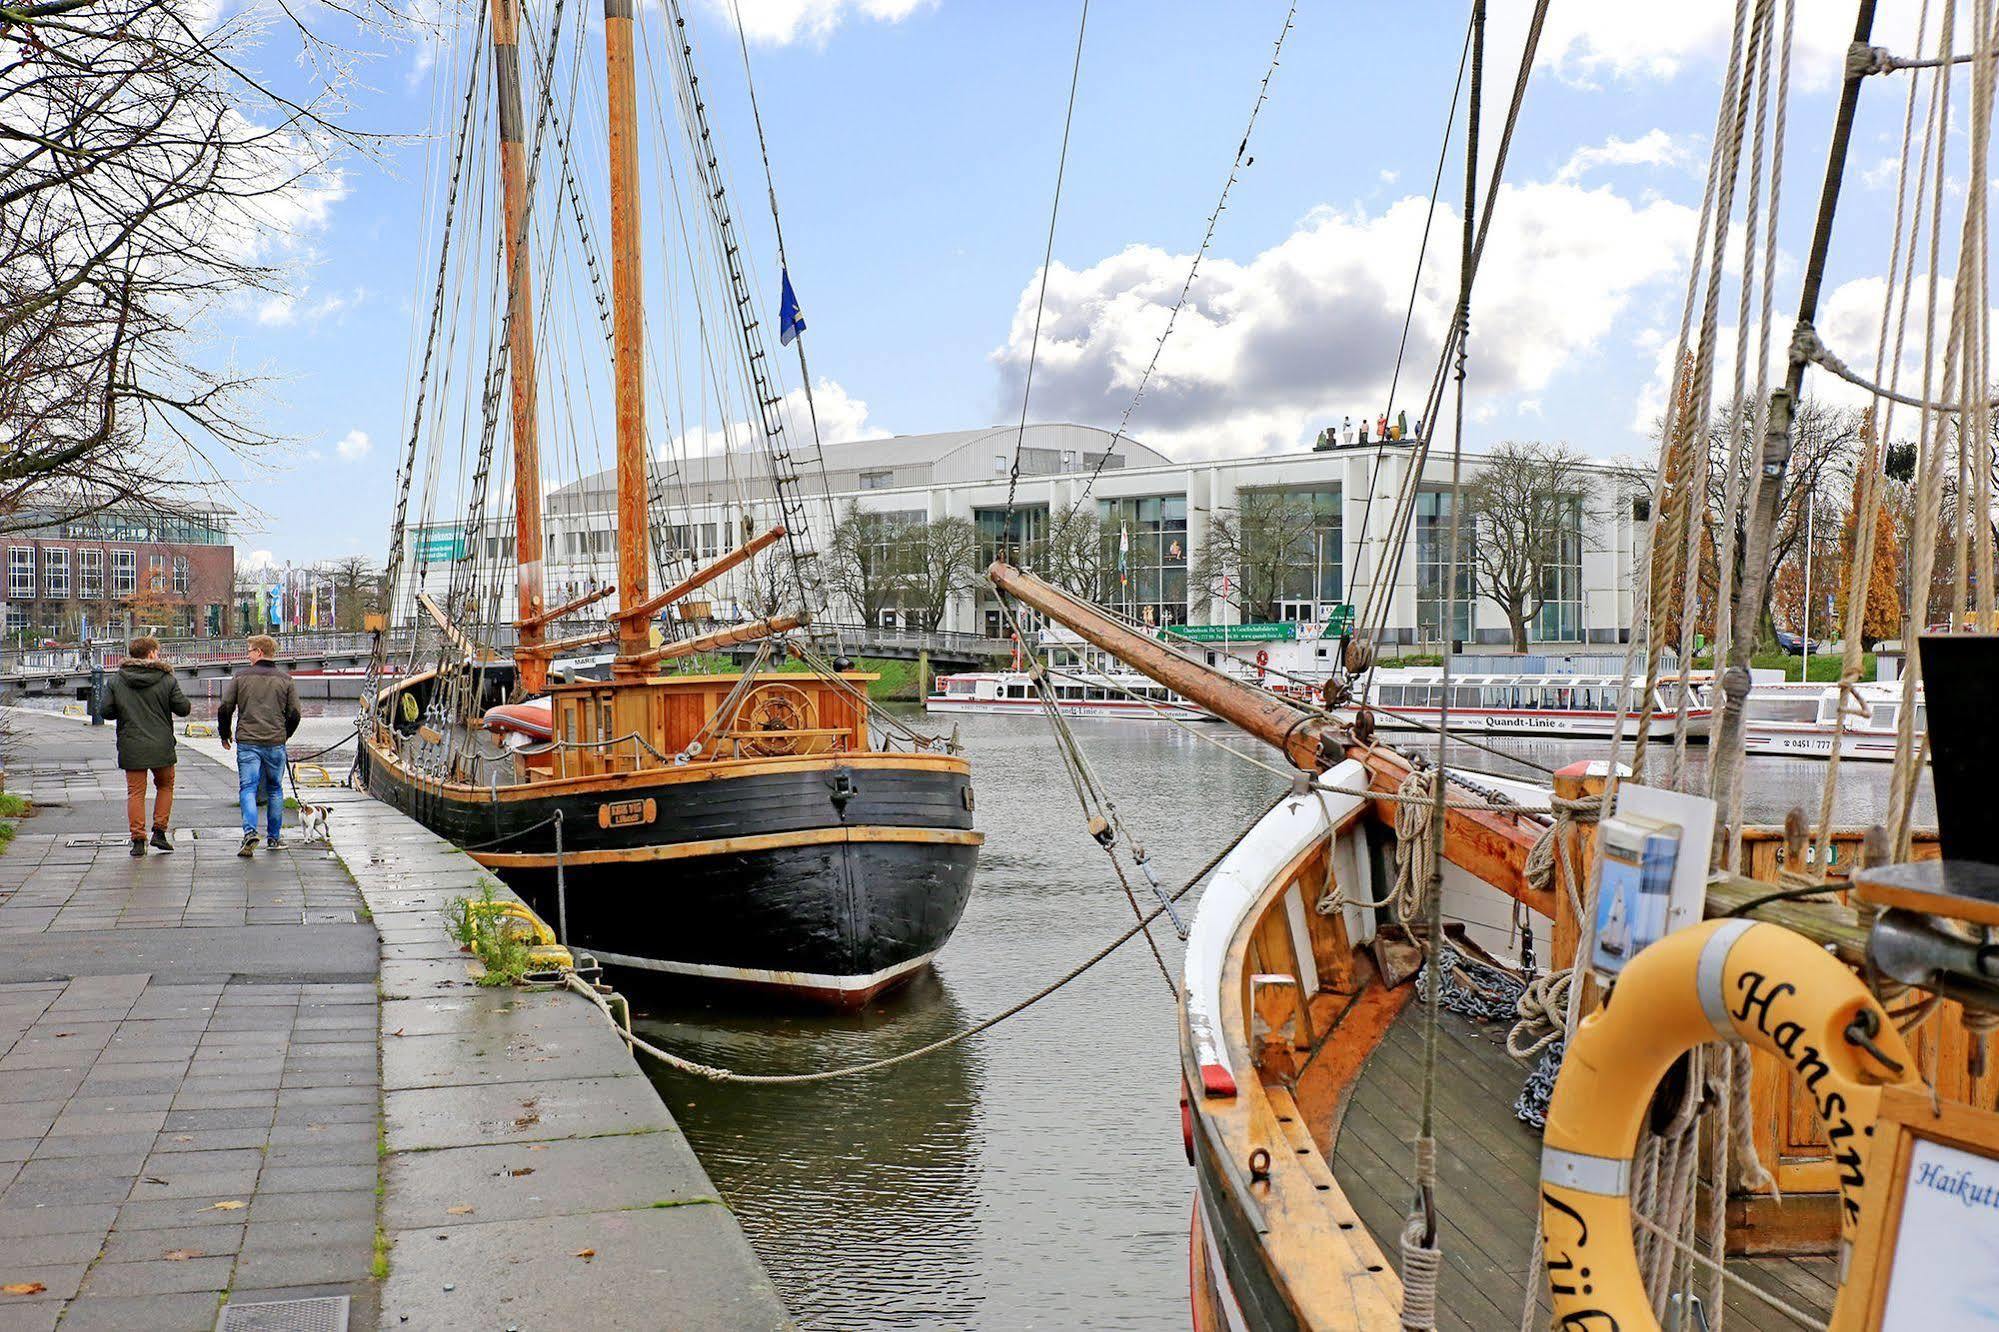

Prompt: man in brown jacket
xmin=218 ymin=635 xmax=302 ymax=857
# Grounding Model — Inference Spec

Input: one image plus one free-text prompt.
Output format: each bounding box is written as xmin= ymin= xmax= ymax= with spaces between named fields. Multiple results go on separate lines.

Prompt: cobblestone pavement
xmin=0 ymin=710 xmax=379 ymax=1332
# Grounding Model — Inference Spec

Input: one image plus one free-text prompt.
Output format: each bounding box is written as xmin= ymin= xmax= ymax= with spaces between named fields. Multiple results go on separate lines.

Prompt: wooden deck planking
xmin=1326 ymin=1004 xmax=1837 ymax=1330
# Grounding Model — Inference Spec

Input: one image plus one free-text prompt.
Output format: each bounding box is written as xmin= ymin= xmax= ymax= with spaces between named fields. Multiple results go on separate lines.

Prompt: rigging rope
xmin=1001 ymin=0 xmax=1091 ymax=538
xmin=1057 ymin=0 xmax=1301 ymax=528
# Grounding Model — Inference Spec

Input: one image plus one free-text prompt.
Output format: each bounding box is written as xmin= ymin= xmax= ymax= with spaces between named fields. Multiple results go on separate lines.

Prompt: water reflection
xmin=631 ymin=711 xmax=1931 ymax=1329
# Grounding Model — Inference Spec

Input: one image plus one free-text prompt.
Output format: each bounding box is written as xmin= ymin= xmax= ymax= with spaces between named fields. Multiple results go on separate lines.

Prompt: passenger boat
xmin=927 ymin=629 xmax=1219 ymax=721
xmin=356 ymin=0 xmax=979 ymax=1005
xmin=1349 ymin=667 xmax=1713 ymax=739
xmin=1740 ymin=680 xmax=1926 ymax=762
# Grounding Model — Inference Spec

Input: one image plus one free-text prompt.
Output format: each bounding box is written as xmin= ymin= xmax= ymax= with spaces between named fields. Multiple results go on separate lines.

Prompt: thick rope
xmin=1399 ymin=1141 xmax=1444 ymax=1331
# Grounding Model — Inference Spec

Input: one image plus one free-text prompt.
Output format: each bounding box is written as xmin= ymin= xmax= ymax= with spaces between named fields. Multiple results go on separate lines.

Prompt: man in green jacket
xmin=101 ymin=636 xmax=192 ymax=857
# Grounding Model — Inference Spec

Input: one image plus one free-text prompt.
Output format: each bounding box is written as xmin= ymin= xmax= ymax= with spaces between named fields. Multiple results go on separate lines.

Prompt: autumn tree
xmin=1835 ymin=501 xmax=1903 ymax=648
xmin=1190 ymin=491 xmax=1325 ymax=622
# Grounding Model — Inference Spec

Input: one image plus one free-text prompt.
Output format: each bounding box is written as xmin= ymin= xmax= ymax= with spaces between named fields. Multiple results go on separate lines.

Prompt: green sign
xmin=1321 ymin=603 xmax=1355 ymax=637
xmin=413 ymin=524 xmax=469 ymax=561
xmin=1167 ymin=622 xmax=1299 ymax=643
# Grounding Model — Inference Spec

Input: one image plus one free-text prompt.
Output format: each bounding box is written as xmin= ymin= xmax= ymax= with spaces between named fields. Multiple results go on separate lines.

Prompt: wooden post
xmin=916 ymin=648 xmax=931 ymax=703
xmin=604 ymin=0 xmax=650 ymax=670
xmin=1550 ymin=760 xmax=1606 ymax=1013
xmin=489 ymin=0 xmax=547 ymax=693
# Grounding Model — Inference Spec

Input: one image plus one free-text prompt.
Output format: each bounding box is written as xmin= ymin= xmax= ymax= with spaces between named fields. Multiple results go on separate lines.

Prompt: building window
xmin=112 ymin=549 xmax=136 ymax=596
xmin=1415 ymin=490 xmax=1474 ymax=643
xmin=3 ymin=605 xmax=24 ymax=636
xmin=1264 ymin=489 xmax=1343 ymax=614
xmin=1534 ymin=496 xmax=1585 ymax=642
xmin=974 ymin=504 xmax=1047 ymax=569
xmin=172 ymin=556 xmax=189 ymax=595
xmin=146 ymin=554 xmax=166 ymax=592
xmin=79 ymin=548 xmax=104 ymax=599
xmin=993 ymin=454 xmax=1007 ymax=474
xmin=859 ymin=469 xmax=894 ymax=491
xmin=1097 ymin=495 xmax=1189 ymax=627
xmin=8 ymin=546 xmax=32 ymax=600
xmin=43 ymin=547 xmax=68 ymax=599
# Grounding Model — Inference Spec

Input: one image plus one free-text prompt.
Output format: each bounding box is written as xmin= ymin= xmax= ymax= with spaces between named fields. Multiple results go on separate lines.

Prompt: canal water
xmin=628 ymin=711 xmax=1936 ymax=1330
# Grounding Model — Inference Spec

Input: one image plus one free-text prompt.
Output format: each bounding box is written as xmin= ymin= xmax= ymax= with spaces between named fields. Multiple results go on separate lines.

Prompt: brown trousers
xmin=123 ymin=766 xmax=175 ymax=839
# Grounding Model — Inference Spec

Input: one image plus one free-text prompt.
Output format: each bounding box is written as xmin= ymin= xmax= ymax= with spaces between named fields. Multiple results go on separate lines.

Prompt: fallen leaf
xmin=1 ymin=1283 xmax=46 ymax=1296
xmin=512 ymin=1113 xmax=540 ymax=1129
xmin=507 ymin=1167 xmax=534 ymax=1178
xmin=162 ymin=1249 xmax=203 ymax=1261
xmin=573 ymin=1249 xmax=595 ymax=1262
xmin=391 ymin=1027 xmax=406 ymax=1037
xmin=305 ymin=1124 xmax=326 ymax=1133
xmin=201 ymin=1200 xmax=247 ymax=1212
xmin=53 ymin=1032 xmax=72 ymax=1039
xmin=445 ymin=1205 xmax=475 ymax=1216
xmin=526 ymin=1145 xmax=548 ymax=1152
xmin=173 ymin=1135 xmax=192 ymax=1143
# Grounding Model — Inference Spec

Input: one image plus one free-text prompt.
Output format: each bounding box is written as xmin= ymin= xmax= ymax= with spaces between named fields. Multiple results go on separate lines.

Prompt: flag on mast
xmin=778 ymin=268 xmax=806 ymax=347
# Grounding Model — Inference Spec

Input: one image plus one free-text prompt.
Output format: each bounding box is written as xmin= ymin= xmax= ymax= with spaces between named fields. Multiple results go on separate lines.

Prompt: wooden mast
xmin=489 ymin=0 xmax=548 ymax=693
xmin=604 ymin=0 xmax=651 ymax=673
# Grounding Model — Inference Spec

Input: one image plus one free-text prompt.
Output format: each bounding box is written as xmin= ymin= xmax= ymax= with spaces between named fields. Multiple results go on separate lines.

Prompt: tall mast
xmin=604 ymin=0 xmax=651 ymax=670
xmin=489 ymin=0 xmax=548 ymax=692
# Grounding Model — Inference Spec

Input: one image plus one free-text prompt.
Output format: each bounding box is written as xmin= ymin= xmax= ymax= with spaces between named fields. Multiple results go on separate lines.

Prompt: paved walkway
xmin=0 ymin=710 xmax=379 ymax=1331
xmin=0 ymin=707 xmax=789 ymax=1331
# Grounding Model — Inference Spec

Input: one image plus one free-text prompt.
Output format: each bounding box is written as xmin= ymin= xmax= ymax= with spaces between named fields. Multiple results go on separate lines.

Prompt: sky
xmin=212 ymin=0 xmax=1952 ymax=568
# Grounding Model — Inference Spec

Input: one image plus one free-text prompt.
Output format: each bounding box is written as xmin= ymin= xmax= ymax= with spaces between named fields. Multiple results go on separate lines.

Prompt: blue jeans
xmin=235 ymin=742 xmax=287 ymax=839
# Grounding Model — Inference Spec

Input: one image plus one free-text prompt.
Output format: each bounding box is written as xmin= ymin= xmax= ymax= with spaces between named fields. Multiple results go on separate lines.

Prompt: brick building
xmin=2 ymin=507 xmax=236 ymax=644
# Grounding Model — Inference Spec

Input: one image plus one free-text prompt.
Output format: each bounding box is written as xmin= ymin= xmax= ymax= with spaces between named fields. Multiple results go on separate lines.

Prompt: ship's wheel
xmin=731 ymin=682 xmax=817 ymax=757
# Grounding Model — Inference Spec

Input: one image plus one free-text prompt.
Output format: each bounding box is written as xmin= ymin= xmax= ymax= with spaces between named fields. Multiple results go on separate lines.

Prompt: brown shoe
xmin=149 ymin=828 xmax=173 ymax=852
xmin=129 ymin=837 xmax=147 ymax=857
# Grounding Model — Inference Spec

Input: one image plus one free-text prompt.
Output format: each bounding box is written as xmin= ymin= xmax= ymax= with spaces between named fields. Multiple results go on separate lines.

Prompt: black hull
xmin=358 ymin=743 xmax=979 ymax=1007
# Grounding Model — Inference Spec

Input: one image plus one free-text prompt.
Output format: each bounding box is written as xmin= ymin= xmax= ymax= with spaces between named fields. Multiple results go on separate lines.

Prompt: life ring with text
xmin=1255 ymin=648 xmax=1269 ymax=679
xmin=1539 ymin=919 xmax=1918 ymax=1331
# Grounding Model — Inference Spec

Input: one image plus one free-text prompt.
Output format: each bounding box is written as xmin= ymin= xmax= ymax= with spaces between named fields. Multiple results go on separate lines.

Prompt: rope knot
xmin=1847 ymin=41 xmax=1894 ymax=77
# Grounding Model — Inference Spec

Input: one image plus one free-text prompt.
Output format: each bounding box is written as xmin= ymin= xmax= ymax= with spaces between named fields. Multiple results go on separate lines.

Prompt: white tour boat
xmin=1740 ymin=679 xmax=1925 ymax=761
xmin=926 ymin=630 xmax=1218 ymax=721
xmin=1352 ymin=667 xmax=1714 ymax=739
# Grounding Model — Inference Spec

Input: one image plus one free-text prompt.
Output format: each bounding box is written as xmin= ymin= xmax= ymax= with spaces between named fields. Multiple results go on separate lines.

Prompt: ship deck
xmin=1329 ymin=1003 xmax=1838 ymax=1331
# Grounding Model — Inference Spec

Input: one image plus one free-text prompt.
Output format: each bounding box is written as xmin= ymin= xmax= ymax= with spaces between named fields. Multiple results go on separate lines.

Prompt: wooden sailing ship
xmin=357 ymin=0 xmax=979 ymax=1006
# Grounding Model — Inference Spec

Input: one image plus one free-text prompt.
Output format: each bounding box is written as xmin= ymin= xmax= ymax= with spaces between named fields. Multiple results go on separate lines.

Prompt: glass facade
xmin=1097 ymin=496 xmax=1189 ymax=627
xmin=1269 ymin=489 xmax=1343 ymax=614
xmin=53 ymin=514 xmax=228 ymax=545
xmin=43 ymin=548 xmax=68 ymax=599
xmin=974 ymin=505 xmax=1047 ymax=567
xmin=1415 ymin=490 xmax=1474 ymax=643
xmin=8 ymin=547 xmax=31 ymax=600
xmin=1534 ymin=496 xmax=1584 ymax=642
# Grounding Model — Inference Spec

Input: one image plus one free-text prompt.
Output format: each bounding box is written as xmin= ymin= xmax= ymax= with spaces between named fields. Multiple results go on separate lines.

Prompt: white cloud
xmin=335 ymin=429 xmax=372 ymax=461
xmin=253 ymin=287 xmax=361 ymax=329
xmin=242 ymin=549 xmax=277 ymax=571
xmin=664 ymin=377 xmax=880 ymax=460
xmin=1507 ymin=1 xmax=1925 ymax=90
xmin=708 ymin=0 xmax=934 ymax=46
xmin=990 ymin=180 xmax=1697 ymax=460
xmin=1555 ymin=130 xmax=1692 ymax=184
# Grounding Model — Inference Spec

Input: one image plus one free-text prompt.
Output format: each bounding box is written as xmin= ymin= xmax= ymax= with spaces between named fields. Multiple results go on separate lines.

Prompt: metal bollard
xmin=88 ymin=665 xmax=105 ymax=726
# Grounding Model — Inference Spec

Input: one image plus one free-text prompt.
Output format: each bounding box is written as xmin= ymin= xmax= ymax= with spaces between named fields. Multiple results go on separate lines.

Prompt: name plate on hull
xmin=598 ymin=798 xmax=658 ymax=829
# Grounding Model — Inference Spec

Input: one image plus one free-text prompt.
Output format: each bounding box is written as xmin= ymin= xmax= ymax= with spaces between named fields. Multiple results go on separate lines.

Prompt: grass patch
xmin=0 ymin=793 xmax=31 ymax=818
xmin=447 ymin=881 xmax=533 ymax=987
xmin=1691 ymin=650 xmax=1878 ymax=683
xmin=1377 ymin=653 xmax=1445 ymax=668
xmin=371 ymin=1226 xmax=390 ymax=1281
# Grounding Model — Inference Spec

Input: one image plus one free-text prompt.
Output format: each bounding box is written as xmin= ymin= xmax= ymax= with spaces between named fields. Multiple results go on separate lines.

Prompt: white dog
xmin=298 ymin=803 xmax=333 ymax=846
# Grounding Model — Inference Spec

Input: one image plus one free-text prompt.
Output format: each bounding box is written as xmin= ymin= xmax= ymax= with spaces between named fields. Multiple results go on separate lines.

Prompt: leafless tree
xmin=1037 ymin=506 xmax=1104 ymax=601
xmin=0 ymin=0 xmax=397 ymax=533
xmin=1190 ymin=490 xmax=1325 ymax=623
xmin=823 ymin=504 xmax=917 ymax=623
xmin=896 ymin=517 xmax=981 ymax=631
xmin=1461 ymin=441 xmax=1601 ymax=651
xmin=321 ymin=554 xmax=385 ymax=630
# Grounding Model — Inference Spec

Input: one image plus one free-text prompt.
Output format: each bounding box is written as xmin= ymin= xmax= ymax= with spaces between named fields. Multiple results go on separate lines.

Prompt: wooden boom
xmin=621 ymin=613 xmax=807 ymax=670
xmin=415 ymin=592 xmax=487 ymax=662
xmin=986 ymin=561 xmax=1340 ymax=772
xmin=616 ymin=524 xmax=788 ymax=625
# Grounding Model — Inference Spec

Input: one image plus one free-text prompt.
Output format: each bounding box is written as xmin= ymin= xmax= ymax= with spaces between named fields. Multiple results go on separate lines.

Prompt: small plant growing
xmin=446 ymin=882 xmax=534 ymax=986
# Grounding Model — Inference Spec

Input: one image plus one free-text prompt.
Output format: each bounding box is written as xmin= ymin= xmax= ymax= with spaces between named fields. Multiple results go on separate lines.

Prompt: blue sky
xmin=221 ymin=0 xmax=1941 ymax=566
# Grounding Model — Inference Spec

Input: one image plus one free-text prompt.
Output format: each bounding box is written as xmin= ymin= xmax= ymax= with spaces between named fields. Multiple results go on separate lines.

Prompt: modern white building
xmin=401 ymin=424 xmax=1647 ymax=648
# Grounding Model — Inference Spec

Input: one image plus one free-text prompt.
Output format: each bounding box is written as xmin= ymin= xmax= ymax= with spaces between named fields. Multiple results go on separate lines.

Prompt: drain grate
xmin=303 ymin=910 xmax=358 ymax=924
xmin=215 ymin=1295 xmax=350 ymax=1332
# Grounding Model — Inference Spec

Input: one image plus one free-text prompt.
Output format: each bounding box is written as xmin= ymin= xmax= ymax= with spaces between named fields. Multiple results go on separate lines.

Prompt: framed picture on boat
xmin=1845 ymin=1084 xmax=1999 ymax=1329
xmin=1588 ymin=784 xmax=1715 ymax=981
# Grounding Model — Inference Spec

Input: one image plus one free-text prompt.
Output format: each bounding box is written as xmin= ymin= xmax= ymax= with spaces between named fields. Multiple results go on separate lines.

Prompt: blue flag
xmin=778 ymin=267 xmax=805 ymax=347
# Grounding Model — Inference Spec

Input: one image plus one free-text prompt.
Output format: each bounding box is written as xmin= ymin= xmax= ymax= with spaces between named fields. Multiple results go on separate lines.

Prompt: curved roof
xmin=546 ymin=423 xmax=1170 ymax=512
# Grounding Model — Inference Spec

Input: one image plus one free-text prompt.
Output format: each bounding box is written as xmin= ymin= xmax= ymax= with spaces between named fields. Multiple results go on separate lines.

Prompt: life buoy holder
xmin=1255 ymin=649 xmax=1269 ymax=667
xmin=1539 ymin=918 xmax=1918 ymax=1331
